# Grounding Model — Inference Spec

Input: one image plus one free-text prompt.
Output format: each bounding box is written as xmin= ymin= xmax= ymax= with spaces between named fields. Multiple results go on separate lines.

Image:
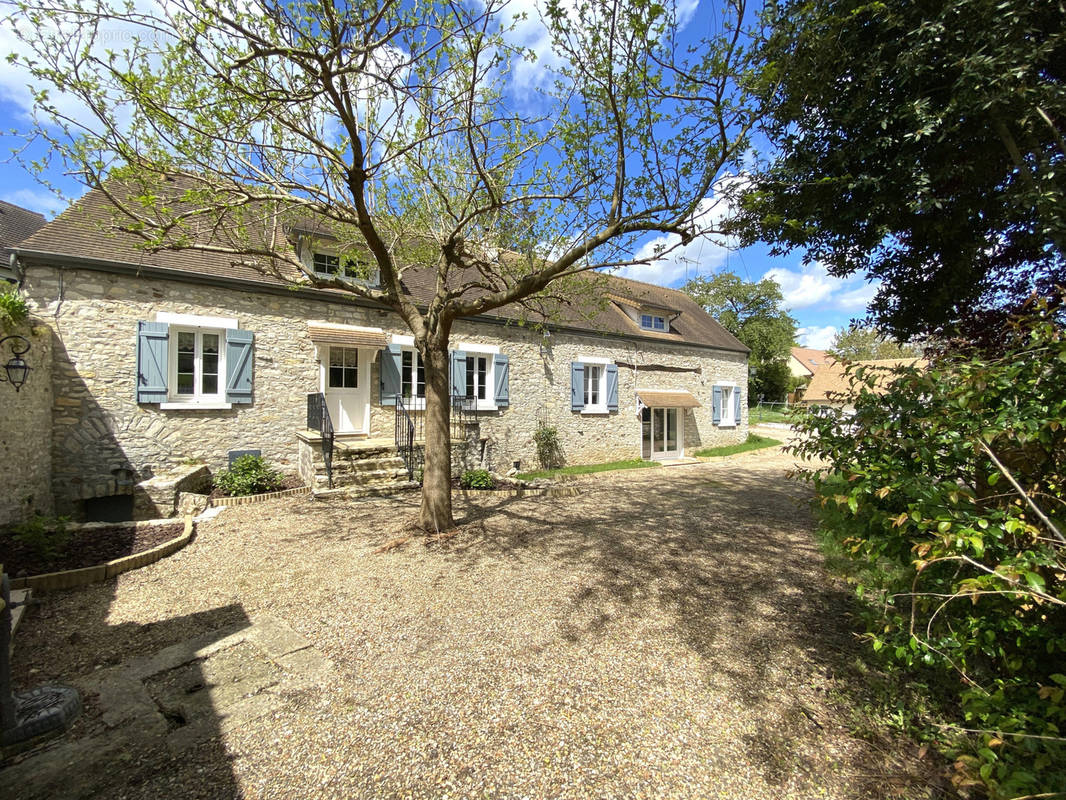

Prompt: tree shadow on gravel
xmin=4 ymin=571 xmax=251 ymax=800
xmin=441 ymin=466 xmax=950 ymax=799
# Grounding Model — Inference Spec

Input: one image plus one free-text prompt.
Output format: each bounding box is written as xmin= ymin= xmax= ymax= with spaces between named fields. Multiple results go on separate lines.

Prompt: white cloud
xmin=763 ymin=261 xmax=878 ymax=313
xmin=612 ymin=174 xmax=747 ymax=287
xmin=796 ymin=325 xmax=837 ymax=350
xmin=1 ymin=187 xmax=75 ymax=217
xmin=500 ymin=0 xmax=701 ymax=92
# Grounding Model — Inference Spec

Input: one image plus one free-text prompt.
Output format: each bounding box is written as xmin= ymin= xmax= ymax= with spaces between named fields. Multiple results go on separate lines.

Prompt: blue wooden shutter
xmin=379 ymin=344 xmax=402 ymax=405
xmin=450 ymin=350 xmax=467 ymax=398
xmin=712 ymin=385 xmax=722 ymax=424
xmin=225 ymin=328 xmax=254 ymax=404
xmin=605 ymin=364 xmax=618 ymax=411
xmin=136 ymin=320 xmax=169 ymax=403
xmin=493 ymin=354 xmax=509 ymax=407
xmin=734 ymin=386 xmax=742 ymax=424
xmin=571 ymin=362 xmax=584 ymax=411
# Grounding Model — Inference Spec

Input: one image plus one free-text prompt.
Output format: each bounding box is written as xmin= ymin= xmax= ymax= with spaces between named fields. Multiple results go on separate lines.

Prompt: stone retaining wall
xmin=0 ymin=319 xmax=54 ymax=526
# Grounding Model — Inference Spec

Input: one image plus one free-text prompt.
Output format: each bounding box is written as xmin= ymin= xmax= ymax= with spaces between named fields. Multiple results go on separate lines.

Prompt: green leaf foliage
xmin=0 ymin=285 xmax=29 ymax=332
xmin=734 ymin=0 xmax=1066 ymax=340
xmin=682 ymin=272 xmax=796 ymax=401
xmin=827 ymin=325 xmax=923 ymax=361
xmin=791 ymin=302 xmax=1066 ymax=797
xmin=213 ymin=455 xmax=283 ymax=497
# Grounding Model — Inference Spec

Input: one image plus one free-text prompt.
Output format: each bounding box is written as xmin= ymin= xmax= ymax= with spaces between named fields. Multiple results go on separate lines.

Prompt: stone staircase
xmin=304 ymin=436 xmax=419 ymax=496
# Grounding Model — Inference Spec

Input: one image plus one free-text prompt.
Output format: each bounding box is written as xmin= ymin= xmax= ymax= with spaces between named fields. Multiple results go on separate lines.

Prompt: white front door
xmin=641 ymin=406 xmax=684 ymax=459
xmin=321 ymin=346 xmax=370 ymax=434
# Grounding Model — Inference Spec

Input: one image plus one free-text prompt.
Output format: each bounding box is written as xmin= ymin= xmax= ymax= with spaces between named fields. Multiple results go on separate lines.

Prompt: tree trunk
xmin=418 ymin=339 xmax=455 ymax=531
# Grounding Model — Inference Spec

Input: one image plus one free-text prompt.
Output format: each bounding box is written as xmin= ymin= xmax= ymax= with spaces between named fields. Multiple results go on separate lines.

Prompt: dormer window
xmin=641 ymin=314 xmax=667 ymax=331
xmin=313 ymin=252 xmax=357 ymax=278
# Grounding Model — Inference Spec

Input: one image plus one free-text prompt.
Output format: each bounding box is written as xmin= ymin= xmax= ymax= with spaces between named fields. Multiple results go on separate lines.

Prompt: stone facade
xmin=0 ymin=319 xmax=54 ymax=526
xmin=21 ymin=265 xmax=747 ymax=516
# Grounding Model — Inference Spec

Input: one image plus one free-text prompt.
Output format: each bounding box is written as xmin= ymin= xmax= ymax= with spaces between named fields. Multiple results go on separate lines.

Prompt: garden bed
xmin=207 ymin=474 xmax=305 ymax=501
xmin=0 ymin=519 xmax=186 ymax=578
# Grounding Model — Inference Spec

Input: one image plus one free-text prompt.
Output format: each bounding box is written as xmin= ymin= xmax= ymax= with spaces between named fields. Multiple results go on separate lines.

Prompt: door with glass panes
xmin=322 ymin=345 xmax=370 ymax=434
xmin=641 ymin=406 xmax=683 ymax=459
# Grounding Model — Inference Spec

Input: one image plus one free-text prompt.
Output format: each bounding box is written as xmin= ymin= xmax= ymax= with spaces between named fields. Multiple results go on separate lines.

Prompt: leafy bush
xmin=213 ymin=455 xmax=283 ymax=496
xmin=790 ymin=305 xmax=1065 ymax=798
xmin=0 ymin=285 xmax=29 ymax=332
xmin=459 ymin=469 xmax=495 ymax=489
xmin=533 ymin=424 xmax=563 ymax=469
xmin=9 ymin=514 xmax=71 ymax=563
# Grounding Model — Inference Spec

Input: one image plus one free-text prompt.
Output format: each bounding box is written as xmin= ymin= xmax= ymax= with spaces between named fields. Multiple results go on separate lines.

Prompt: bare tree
xmin=6 ymin=0 xmax=756 ymax=530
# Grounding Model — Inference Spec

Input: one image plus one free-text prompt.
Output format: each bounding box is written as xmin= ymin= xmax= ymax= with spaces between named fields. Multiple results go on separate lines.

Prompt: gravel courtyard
xmin=6 ymin=447 xmax=935 ymax=799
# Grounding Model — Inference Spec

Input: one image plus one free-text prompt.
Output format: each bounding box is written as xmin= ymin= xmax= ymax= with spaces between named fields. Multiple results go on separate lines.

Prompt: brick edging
xmin=458 ymin=486 xmax=582 ymax=499
xmin=9 ymin=516 xmax=195 ymax=592
xmin=209 ymin=485 xmax=312 ymax=507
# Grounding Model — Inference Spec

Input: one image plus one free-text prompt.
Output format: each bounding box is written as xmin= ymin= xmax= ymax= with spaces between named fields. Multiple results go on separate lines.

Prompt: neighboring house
xmin=8 ymin=186 xmax=749 ymax=520
xmin=0 ymin=199 xmax=47 ymax=281
xmin=799 ymin=358 xmax=924 ymax=413
xmin=788 ymin=346 xmax=831 ymax=380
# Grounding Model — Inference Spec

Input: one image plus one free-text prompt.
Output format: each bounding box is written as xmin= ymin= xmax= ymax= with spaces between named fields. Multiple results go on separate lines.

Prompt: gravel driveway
xmin=6 ymin=446 xmax=934 ymax=799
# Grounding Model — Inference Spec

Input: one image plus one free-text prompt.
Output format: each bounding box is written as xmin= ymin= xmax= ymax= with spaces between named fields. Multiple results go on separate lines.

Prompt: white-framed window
xmin=585 ymin=363 xmax=602 ymax=406
xmin=456 ymin=341 xmax=501 ymax=411
xmin=311 ymin=251 xmax=379 ymax=284
xmin=640 ymin=313 xmax=666 ymax=331
xmin=154 ymin=312 xmax=239 ymax=408
xmin=169 ymin=327 xmax=225 ymax=403
xmin=577 ymin=355 xmax=611 ymax=414
xmin=328 ymin=346 xmax=359 ymax=389
xmin=721 ymin=385 xmax=735 ymax=425
xmin=466 ymin=354 xmax=489 ymax=401
xmin=401 ymin=349 xmax=425 ymax=401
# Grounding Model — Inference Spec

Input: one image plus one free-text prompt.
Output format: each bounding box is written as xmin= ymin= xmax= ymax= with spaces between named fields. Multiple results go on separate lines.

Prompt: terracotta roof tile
xmin=801 ymin=358 xmax=925 ymax=404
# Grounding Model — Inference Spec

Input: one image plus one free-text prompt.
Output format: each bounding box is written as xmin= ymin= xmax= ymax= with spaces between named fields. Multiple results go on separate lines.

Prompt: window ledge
xmin=161 ymin=401 xmax=233 ymax=410
xmin=580 ymin=407 xmax=610 ymax=415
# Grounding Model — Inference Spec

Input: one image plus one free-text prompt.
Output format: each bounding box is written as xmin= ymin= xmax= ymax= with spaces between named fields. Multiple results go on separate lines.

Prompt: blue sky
xmin=0 ymin=0 xmax=878 ymax=351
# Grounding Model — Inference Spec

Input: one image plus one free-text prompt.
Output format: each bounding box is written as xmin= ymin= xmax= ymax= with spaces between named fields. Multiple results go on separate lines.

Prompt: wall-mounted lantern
xmin=0 ymin=335 xmax=31 ymax=392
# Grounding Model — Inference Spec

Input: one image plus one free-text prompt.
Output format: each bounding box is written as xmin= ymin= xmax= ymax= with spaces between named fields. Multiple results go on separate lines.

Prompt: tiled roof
xmin=0 ymin=200 xmax=47 ymax=251
xmin=790 ymin=346 xmax=831 ymax=374
xmin=800 ymin=358 xmax=925 ymax=404
xmin=16 ymin=182 xmax=748 ymax=354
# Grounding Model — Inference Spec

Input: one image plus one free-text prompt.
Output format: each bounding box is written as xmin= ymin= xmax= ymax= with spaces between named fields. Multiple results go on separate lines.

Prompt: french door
xmin=641 ymin=406 xmax=682 ymax=459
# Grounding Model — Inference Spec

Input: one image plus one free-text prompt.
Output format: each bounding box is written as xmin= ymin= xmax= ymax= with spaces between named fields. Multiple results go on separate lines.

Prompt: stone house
xmin=4 ymin=188 xmax=749 ymax=522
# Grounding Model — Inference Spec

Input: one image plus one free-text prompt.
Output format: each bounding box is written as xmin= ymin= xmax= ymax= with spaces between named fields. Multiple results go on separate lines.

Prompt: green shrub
xmin=533 ymin=424 xmax=563 ymax=469
xmin=213 ymin=455 xmax=283 ymax=496
xmin=0 ymin=285 xmax=29 ymax=332
xmin=9 ymin=514 xmax=71 ymax=564
xmin=459 ymin=468 xmax=495 ymax=489
xmin=790 ymin=304 xmax=1066 ymax=798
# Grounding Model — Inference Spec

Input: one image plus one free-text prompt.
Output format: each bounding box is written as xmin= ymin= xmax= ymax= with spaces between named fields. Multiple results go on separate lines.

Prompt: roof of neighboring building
xmin=800 ymin=358 xmax=925 ymax=404
xmin=15 ymin=182 xmax=749 ymax=354
xmin=0 ymin=200 xmax=47 ymax=251
xmin=790 ymin=346 xmax=831 ymax=375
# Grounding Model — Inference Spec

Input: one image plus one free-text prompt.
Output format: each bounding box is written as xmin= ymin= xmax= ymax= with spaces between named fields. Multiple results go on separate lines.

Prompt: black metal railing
xmin=393 ymin=394 xmax=479 ymax=479
xmin=306 ymin=393 xmax=335 ymax=488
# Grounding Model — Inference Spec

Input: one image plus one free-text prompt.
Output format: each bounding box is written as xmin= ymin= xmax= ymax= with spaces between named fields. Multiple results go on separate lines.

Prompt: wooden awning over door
xmin=307 ymin=321 xmax=387 ymax=349
xmin=636 ymin=389 xmax=702 ymax=408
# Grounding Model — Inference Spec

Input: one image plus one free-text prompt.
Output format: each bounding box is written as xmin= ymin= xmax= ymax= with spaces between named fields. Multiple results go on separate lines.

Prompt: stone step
xmin=313 ymin=481 xmax=419 ymax=501
xmin=317 ymin=468 xmax=411 ymax=486
xmin=332 ymin=456 xmax=406 ymax=472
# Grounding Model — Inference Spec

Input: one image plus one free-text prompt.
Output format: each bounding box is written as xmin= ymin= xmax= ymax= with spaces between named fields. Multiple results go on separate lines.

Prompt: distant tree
xmin=828 ymin=326 xmax=923 ymax=361
xmin=682 ymin=272 xmax=796 ymax=401
xmin=731 ymin=0 xmax=1066 ymax=340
